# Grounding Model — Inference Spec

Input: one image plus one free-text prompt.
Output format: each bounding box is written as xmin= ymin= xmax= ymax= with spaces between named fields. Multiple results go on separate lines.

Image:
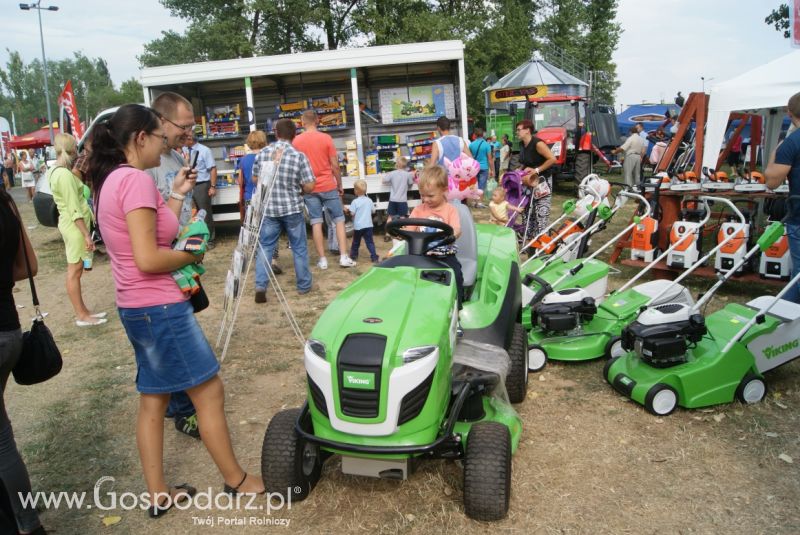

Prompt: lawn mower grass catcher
xmin=605 ymin=203 xmax=800 ymax=415
xmin=525 ymin=196 xmax=747 ymax=371
xmin=261 ymin=213 xmax=526 ymax=521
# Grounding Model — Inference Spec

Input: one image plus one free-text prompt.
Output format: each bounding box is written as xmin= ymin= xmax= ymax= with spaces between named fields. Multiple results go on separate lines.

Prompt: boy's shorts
xmin=387 ymin=201 xmax=409 ymax=217
xmin=304 ymin=190 xmax=345 ymax=225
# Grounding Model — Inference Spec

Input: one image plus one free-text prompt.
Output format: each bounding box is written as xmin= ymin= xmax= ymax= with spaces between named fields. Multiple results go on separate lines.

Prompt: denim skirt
xmin=118 ymin=300 xmax=220 ymax=394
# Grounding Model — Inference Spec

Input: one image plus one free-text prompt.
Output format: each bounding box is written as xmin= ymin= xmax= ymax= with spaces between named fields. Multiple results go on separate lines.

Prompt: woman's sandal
xmin=223 ymin=473 xmax=264 ymax=496
xmin=148 ymin=483 xmax=197 ymax=518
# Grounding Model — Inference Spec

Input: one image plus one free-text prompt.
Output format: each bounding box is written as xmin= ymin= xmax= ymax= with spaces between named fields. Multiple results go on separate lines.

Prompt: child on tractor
xmin=409 ymin=165 xmax=464 ymax=306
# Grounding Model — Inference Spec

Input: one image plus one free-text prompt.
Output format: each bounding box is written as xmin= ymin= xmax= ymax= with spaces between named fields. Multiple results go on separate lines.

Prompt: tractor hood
xmin=310 ymin=265 xmax=457 ymax=361
xmin=535 ymin=127 xmax=567 ymax=145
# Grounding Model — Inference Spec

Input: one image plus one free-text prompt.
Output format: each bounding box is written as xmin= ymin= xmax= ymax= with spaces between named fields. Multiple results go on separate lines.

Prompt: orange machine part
xmin=532 ymin=222 xmax=583 ymax=254
xmin=631 ymin=217 xmax=658 ymax=251
xmin=670 ymin=223 xmax=696 ymax=252
xmin=718 ymin=227 xmax=746 ymax=254
xmin=766 ymin=235 xmax=789 ymax=258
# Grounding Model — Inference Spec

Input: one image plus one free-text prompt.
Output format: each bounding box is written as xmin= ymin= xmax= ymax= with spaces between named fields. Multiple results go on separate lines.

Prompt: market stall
xmin=140 ymin=41 xmax=469 ymax=223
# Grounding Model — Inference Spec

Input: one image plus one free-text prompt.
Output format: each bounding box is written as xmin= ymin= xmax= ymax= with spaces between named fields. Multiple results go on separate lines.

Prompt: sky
xmin=1 ymin=0 xmax=793 ymax=114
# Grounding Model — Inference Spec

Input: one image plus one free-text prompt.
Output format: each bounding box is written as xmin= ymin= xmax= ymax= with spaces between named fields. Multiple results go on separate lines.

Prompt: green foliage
xmin=138 ymin=0 xmax=621 ymax=123
xmin=534 ymin=0 xmax=621 ymax=104
xmin=765 ymin=3 xmax=790 ymax=38
xmin=0 ymin=50 xmax=142 ymax=135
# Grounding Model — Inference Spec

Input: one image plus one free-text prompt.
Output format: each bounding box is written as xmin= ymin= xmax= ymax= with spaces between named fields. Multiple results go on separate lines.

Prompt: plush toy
xmin=172 ymin=211 xmax=210 ymax=295
xmin=444 ymin=154 xmax=483 ymax=201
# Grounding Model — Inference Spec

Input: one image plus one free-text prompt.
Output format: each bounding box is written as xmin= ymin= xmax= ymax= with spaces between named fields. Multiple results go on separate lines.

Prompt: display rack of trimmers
xmin=215 ymin=148 xmax=300 ymax=360
xmin=605 ymin=195 xmax=800 ymax=416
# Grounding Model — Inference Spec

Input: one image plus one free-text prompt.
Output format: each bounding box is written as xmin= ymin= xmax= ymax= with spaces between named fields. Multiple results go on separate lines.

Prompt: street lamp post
xmin=701 ymin=76 xmax=714 ymax=94
xmin=19 ymin=1 xmax=59 ymax=146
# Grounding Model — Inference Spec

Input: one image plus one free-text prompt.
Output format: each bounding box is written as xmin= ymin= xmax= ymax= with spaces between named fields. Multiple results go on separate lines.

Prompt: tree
xmin=0 ymin=50 xmax=142 ymax=134
xmin=534 ymin=0 xmax=621 ymax=104
xmin=766 ymin=3 xmax=790 ymax=38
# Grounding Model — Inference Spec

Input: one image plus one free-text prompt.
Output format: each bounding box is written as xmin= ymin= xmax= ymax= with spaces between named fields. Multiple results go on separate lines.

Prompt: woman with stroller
xmin=514 ymin=120 xmax=556 ymax=251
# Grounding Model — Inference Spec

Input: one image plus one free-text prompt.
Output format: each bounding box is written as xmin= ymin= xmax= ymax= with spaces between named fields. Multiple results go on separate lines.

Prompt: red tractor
xmin=524 ymin=95 xmax=620 ymax=183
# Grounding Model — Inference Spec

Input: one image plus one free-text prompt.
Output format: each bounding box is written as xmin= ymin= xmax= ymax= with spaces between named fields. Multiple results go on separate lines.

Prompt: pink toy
xmin=444 ymin=154 xmax=483 ymax=201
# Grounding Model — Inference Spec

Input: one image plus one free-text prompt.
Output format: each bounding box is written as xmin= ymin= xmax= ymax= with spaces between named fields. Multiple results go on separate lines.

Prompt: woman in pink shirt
xmin=85 ymin=105 xmax=264 ymax=517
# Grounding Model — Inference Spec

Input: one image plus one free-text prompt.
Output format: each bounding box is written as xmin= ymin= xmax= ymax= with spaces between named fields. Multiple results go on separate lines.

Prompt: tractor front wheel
xmin=463 ymin=422 xmax=511 ymax=521
xmin=261 ymin=408 xmax=322 ymax=501
xmin=506 ymin=323 xmax=529 ymax=403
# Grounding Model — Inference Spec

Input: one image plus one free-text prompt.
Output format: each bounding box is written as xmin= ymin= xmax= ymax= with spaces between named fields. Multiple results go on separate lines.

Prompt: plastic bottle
xmin=83 ymin=250 xmax=93 ymax=271
xmin=485 ymin=178 xmax=498 ymax=202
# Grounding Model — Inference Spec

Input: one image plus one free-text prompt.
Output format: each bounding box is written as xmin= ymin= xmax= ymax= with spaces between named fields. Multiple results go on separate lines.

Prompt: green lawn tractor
xmin=525 ymin=196 xmax=747 ymax=371
xmin=261 ymin=212 xmax=527 ymax=521
xmin=606 ymin=214 xmax=800 ymax=415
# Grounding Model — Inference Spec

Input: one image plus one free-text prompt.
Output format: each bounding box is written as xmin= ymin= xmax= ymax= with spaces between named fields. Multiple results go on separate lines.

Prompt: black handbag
xmin=11 ymin=203 xmax=63 ymax=385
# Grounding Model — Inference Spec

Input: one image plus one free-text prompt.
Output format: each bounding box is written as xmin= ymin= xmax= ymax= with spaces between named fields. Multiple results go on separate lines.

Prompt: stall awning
xmin=8 ymin=127 xmax=52 ymax=150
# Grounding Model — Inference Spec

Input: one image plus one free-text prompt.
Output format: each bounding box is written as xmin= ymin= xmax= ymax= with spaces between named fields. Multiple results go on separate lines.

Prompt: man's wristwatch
xmin=169 ymin=191 xmax=185 ymax=201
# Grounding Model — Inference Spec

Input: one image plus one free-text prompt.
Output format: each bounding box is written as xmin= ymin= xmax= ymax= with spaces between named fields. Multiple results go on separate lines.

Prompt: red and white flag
xmin=58 ymin=80 xmax=84 ymax=139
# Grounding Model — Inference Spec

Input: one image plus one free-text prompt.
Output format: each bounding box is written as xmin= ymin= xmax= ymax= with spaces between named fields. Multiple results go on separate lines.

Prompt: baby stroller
xmin=501 ymin=170 xmax=531 ymax=237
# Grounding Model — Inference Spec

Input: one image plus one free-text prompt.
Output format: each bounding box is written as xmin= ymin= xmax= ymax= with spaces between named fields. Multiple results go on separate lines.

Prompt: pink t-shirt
xmin=97 ymin=166 xmax=186 ymax=308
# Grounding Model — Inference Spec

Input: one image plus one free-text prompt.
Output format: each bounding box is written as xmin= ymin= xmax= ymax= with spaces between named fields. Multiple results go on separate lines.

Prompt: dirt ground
xmin=6 ymin=183 xmax=800 ymax=534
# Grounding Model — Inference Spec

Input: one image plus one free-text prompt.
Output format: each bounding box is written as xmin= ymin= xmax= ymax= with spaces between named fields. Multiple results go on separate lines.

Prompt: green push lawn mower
xmin=525 ymin=196 xmax=747 ymax=371
xmin=261 ymin=213 xmax=527 ymax=521
xmin=605 ymin=205 xmax=800 ymax=415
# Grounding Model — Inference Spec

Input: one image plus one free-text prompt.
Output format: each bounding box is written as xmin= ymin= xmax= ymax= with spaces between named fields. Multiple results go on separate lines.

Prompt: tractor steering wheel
xmin=386 ymin=218 xmax=455 ymax=256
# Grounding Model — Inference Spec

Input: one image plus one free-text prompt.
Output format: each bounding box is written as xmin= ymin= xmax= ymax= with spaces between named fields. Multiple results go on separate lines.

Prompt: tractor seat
xmin=452 ymin=201 xmax=478 ymax=287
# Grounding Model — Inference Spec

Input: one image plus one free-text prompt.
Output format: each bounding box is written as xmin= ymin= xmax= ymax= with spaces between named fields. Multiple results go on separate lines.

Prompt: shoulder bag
xmin=10 ymin=202 xmax=63 ymax=385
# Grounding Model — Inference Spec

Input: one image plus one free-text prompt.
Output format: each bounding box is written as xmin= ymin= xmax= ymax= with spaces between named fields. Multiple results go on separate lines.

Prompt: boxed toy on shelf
xmin=406 ymin=131 xmax=435 ymax=164
xmin=372 ymin=134 xmax=401 ymax=173
xmin=274 ymin=95 xmax=348 ymax=132
xmin=202 ymin=104 xmax=241 ymax=138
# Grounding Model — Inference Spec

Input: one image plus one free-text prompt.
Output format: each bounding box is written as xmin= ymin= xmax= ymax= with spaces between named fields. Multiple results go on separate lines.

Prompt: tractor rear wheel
xmin=506 ymin=323 xmax=528 ymax=403
xmin=261 ymin=408 xmax=322 ymax=501
xmin=463 ymin=422 xmax=511 ymax=521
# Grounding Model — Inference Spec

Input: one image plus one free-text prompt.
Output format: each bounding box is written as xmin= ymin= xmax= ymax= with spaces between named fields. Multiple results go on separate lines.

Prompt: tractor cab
xmin=519 ymin=95 xmax=620 ymax=184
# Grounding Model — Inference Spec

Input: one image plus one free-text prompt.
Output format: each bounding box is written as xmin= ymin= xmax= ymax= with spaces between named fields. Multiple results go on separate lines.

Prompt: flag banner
xmin=58 ymin=80 xmax=83 ymax=139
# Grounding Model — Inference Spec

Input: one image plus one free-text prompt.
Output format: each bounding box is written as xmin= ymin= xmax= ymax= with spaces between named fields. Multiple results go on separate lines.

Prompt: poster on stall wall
xmin=379 ymin=85 xmax=456 ymax=125
xmin=794 ymin=0 xmax=800 ymax=48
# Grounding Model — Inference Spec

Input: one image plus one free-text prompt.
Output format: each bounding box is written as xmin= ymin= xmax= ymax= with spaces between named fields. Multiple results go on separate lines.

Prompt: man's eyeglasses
xmin=161 ymin=115 xmax=195 ymax=132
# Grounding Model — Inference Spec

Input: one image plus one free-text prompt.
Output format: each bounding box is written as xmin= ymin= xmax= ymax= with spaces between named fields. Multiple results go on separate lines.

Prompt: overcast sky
xmin=2 ymin=0 xmax=793 ymax=114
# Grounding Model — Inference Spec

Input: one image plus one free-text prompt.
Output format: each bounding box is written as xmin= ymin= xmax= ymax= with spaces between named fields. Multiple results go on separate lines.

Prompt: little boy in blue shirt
xmin=348 ymin=179 xmax=380 ymax=263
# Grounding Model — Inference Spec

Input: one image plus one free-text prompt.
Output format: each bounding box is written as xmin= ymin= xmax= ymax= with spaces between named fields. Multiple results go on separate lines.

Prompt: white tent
xmin=702 ymin=50 xmax=800 ymax=173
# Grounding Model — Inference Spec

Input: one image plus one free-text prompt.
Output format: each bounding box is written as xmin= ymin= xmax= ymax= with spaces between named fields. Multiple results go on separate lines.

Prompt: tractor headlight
xmin=402 ymin=345 xmax=437 ymax=365
xmin=550 ymin=142 xmax=562 ymax=157
xmin=306 ymin=339 xmax=327 ymax=360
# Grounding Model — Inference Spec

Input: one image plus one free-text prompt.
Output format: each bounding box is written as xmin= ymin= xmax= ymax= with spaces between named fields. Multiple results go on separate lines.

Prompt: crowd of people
xmin=0 ymin=93 xmax=565 ymax=532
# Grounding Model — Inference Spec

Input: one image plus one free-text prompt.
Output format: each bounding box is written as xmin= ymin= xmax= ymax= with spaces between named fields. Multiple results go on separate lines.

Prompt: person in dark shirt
xmin=0 ymin=189 xmax=46 ymax=534
xmin=514 ymin=119 xmax=557 ymax=250
xmin=766 ymin=91 xmax=800 ymax=303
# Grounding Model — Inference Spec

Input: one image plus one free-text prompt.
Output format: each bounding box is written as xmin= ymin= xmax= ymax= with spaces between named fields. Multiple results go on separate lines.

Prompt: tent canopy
xmin=8 ymin=126 xmax=52 ymax=150
xmin=485 ymin=58 xmax=587 ymax=91
xmin=617 ymin=103 xmax=681 ymax=137
xmin=702 ymin=50 xmax=800 ymax=172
